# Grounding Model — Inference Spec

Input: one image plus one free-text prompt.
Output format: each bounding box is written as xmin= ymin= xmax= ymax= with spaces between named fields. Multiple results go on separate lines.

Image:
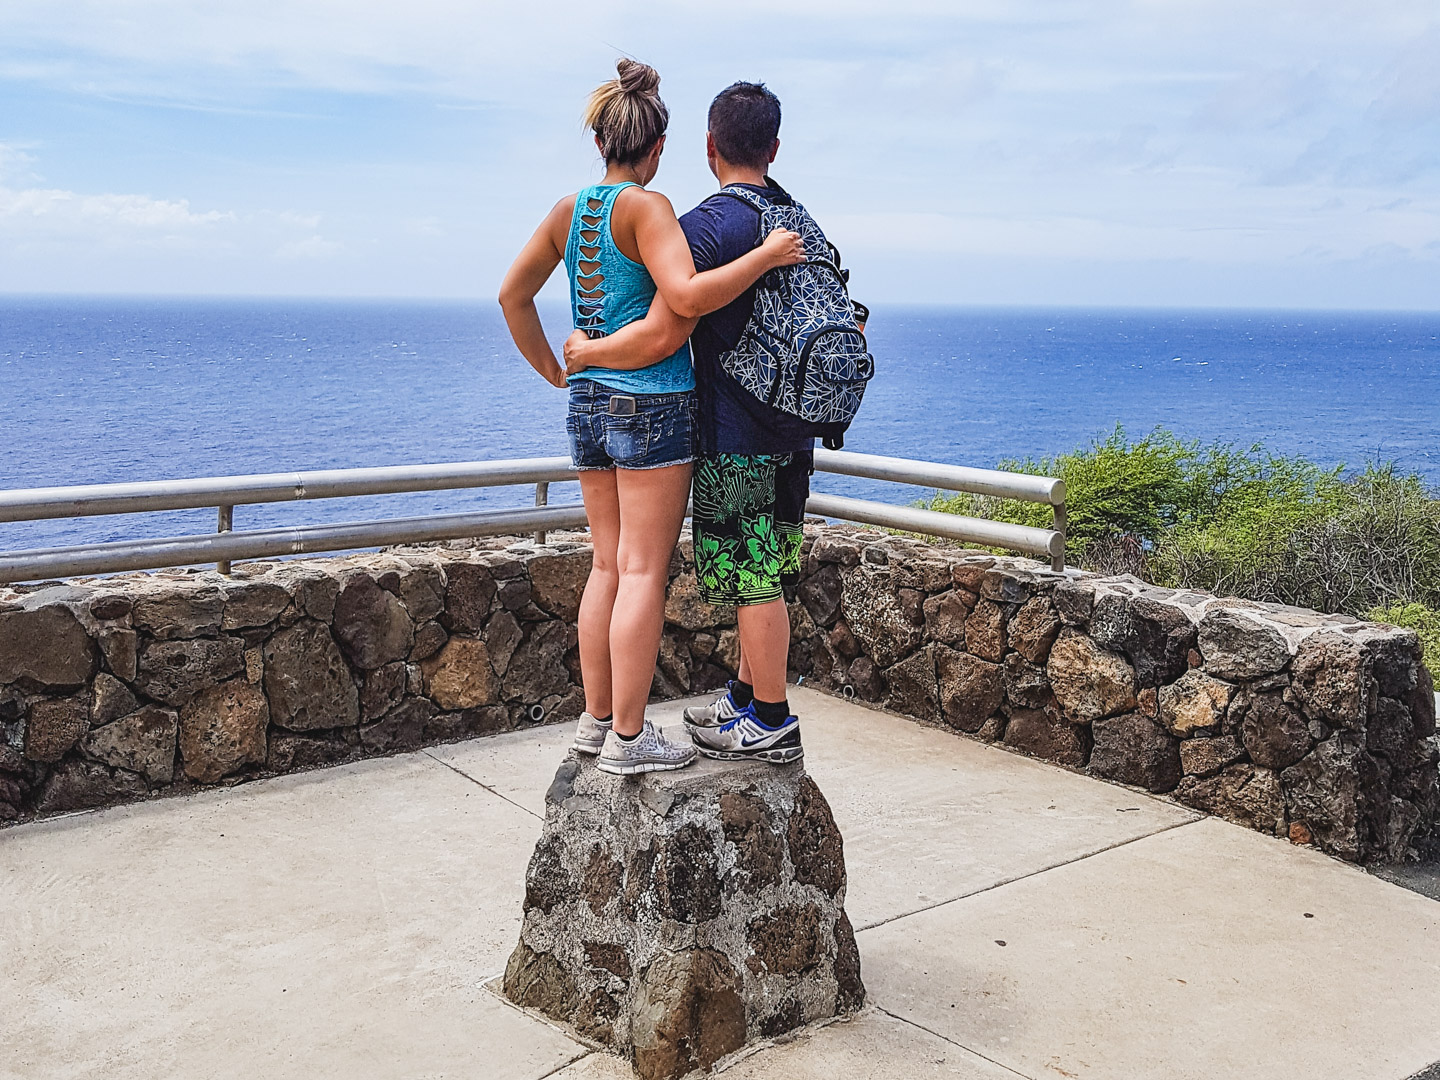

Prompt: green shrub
xmin=1368 ymin=603 xmax=1440 ymax=676
xmin=923 ymin=427 xmax=1440 ymax=622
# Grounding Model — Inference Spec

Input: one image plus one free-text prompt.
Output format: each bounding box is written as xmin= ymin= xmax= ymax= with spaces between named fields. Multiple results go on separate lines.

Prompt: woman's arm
xmin=562 ymin=291 xmax=697 ymax=376
xmin=498 ymin=197 xmax=573 ymax=389
xmin=630 ymin=192 xmax=804 ymax=320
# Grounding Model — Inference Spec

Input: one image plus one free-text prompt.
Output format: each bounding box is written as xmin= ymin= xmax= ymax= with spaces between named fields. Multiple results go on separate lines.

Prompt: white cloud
xmin=0 ymin=2 xmax=1436 ymax=304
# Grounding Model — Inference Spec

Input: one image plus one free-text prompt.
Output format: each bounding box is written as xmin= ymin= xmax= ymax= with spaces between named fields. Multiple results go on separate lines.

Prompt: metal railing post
xmin=1051 ymin=502 xmax=1067 ymax=573
xmin=216 ymin=505 xmax=234 ymax=575
xmin=534 ymin=482 xmax=549 ymax=545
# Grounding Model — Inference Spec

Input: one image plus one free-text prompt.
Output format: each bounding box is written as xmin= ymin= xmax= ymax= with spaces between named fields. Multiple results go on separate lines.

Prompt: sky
xmin=0 ymin=0 xmax=1437 ymax=308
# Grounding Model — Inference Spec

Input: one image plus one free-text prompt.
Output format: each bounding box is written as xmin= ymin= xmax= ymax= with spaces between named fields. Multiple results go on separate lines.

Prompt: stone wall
xmin=2 ymin=524 xmax=1435 ymax=864
xmin=786 ymin=525 xmax=1437 ymax=865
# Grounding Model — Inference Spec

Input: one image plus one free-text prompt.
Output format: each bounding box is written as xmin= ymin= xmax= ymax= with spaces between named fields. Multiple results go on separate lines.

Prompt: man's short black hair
xmin=708 ymin=81 xmax=781 ymax=170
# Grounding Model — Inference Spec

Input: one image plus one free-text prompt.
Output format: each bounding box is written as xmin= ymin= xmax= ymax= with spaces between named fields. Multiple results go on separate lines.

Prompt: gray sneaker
xmin=682 ymin=684 xmax=742 ymax=730
xmin=596 ymin=718 xmax=697 ymax=775
xmin=573 ymin=711 xmax=612 ymax=755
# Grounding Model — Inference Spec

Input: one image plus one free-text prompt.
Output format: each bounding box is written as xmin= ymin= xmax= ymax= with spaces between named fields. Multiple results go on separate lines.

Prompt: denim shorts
xmin=566 ymin=381 xmax=696 ymax=471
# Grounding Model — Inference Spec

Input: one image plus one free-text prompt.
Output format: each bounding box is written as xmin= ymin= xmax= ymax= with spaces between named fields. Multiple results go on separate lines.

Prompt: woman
xmin=498 ymin=59 xmax=804 ymax=775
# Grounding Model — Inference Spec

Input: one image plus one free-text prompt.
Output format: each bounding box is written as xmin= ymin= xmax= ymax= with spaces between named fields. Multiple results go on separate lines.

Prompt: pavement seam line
xmin=420 ymin=750 xmax=544 ymax=821
xmin=874 ymin=1005 xmax=1036 ymax=1079
xmin=857 ymin=814 xmax=1205 ymax=932
xmin=535 ymin=1049 xmax=595 ymax=1079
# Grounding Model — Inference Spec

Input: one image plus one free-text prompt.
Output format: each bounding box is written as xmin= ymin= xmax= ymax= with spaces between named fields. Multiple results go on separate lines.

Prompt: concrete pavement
xmin=3 ymin=688 xmax=1438 ymax=1080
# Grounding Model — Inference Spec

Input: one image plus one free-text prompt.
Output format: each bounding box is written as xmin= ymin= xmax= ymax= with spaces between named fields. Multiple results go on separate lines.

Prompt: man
xmin=564 ymin=81 xmax=844 ymax=764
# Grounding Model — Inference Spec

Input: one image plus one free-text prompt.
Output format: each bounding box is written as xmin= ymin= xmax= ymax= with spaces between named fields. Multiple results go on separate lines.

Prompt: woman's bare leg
xmin=609 ymin=462 xmax=692 ymax=736
xmin=577 ymin=470 xmax=621 ymax=718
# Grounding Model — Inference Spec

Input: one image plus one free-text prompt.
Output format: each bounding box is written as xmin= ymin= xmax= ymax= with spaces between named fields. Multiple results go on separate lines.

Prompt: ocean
xmin=3 ymin=297 xmax=1438 ymax=552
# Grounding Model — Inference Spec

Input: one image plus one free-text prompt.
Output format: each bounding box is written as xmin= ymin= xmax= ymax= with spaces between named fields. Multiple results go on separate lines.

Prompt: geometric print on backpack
xmin=714 ymin=183 xmax=875 ymax=429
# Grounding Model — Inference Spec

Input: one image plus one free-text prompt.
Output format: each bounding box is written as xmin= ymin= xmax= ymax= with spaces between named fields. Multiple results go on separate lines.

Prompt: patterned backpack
xmin=716 ymin=182 xmax=874 ymax=449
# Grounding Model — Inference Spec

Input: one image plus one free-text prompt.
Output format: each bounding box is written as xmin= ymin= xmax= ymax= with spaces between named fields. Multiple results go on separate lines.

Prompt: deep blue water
xmin=2 ymin=297 xmax=1437 ymax=551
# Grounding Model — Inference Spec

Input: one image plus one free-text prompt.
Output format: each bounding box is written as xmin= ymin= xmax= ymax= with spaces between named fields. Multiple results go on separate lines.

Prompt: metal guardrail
xmin=0 ymin=451 xmax=1065 ymax=583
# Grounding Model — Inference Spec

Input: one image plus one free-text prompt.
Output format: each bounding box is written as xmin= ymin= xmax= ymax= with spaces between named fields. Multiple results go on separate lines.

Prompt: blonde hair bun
xmin=616 ymin=58 xmax=660 ymax=96
xmin=584 ymin=59 xmax=669 ymax=165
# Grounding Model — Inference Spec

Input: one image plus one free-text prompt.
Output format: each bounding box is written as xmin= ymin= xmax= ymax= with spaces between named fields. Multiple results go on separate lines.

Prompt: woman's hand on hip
xmin=563 ymin=330 xmax=592 ymax=376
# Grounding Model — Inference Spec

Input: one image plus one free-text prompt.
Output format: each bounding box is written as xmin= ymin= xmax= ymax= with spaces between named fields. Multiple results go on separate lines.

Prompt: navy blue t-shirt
xmin=679 ymin=184 xmax=820 ymax=457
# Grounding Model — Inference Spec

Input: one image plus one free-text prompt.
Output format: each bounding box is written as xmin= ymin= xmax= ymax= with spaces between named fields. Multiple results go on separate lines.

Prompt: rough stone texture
xmin=1197 ymin=608 xmax=1292 ymax=680
xmin=504 ymin=756 xmax=862 ymax=1079
xmin=333 ymin=575 xmax=413 ymax=670
xmin=0 ymin=524 xmax=1433 ymax=865
xmin=1180 ymin=735 xmax=1247 ymax=778
xmin=263 ymin=620 xmax=359 ymax=731
xmin=0 ymin=604 xmax=95 ymax=688
xmin=134 ymin=637 xmax=245 ymax=706
xmin=421 ymin=636 xmax=498 ymax=710
xmin=91 ymin=673 xmax=140 ymax=727
xmin=1047 ymin=629 xmax=1137 ymax=723
xmin=80 ymin=706 xmax=177 ymax=784
xmin=935 ymin=647 xmax=1004 ymax=733
xmin=1158 ymin=671 xmax=1235 ymax=736
xmin=179 ymin=679 xmax=269 ymax=783
xmin=1008 ymin=595 xmax=1060 ymax=664
xmin=1176 ymin=765 xmax=1286 ymax=837
xmin=1004 ymin=706 xmax=1092 ymax=768
xmin=1091 ymin=594 xmax=1196 ymax=687
xmin=1089 ymin=712 xmax=1182 ymax=792
xmin=24 ymin=697 xmax=91 ymax=762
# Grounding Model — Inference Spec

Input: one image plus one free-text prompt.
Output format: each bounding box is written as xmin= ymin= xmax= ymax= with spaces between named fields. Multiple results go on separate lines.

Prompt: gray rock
xmin=0 ymin=605 xmax=95 ymax=689
xmin=97 ymin=627 xmax=138 ymax=682
xmin=221 ymin=580 xmax=291 ymax=629
xmin=1002 ymin=652 xmax=1051 ymax=710
xmin=883 ymin=647 xmax=939 ymax=722
xmin=1282 ymin=737 xmax=1388 ymax=862
xmin=1176 ymin=765 xmax=1286 ymax=836
xmin=178 ymin=679 xmax=268 ymax=783
xmin=1003 ymin=706 xmax=1091 ymax=768
xmin=134 ymin=636 xmax=245 ymax=706
xmin=1158 ymin=670 xmax=1235 ymax=736
xmin=1047 ymin=629 xmax=1137 ymax=723
xmin=333 ymin=575 xmax=413 ymax=670
xmin=132 ymin=586 xmax=225 ymax=639
xmin=360 ymin=662 xmax=407 ymax=722
xmin=36 ymin=759 xmax=147 ymax=814
xmin=845 ymin=655 xmax=884 ymax=701
xmin=1052 ymin=579 xmax=1095 ymax=626
xmin=1089 ymin=712 xmax=1182 ymax=792
xmin=528 ymin=548 xmax=592 ymax=622
xmin=1091 ymin=594 xmax=1196 ymax=687
xmin=965 ymin=599 xmax=1010 ymax=663
xmin=408 ymin=620 xmax=447 ymax=661
xmin=90 ymin=672 xmax=140 ymax=727
xmin=1179 ymin=735 xmax=1247 ymax=778
xmin=1197 ymin=609 xmax=1291 ymax=679
xmin=1008 ymin=595 xmax=1060 ymax=664
xmin=1290 ymin=632 xmax=1371 ymax=729
xmin=796 ymin=564 xmax=842 ymax=628
xmin=24 ymin=697 xmax=90 ymax=762
xmin=263 ymin=620 xmax=360 ymax=731
xmin=1237 ymin=690 xmax=1313 ymax=770
xmin=484 ymin=610 xmax=524 ymax=675
xmin=504 ymin=756 xmax=860 ymax=1078
xmin=502 ymin=621 xmax=574 ymax=704
xmin=922 ymin=590 xmax=969 ymax=648
xmin=81 ymin=706 xmax=177 ymax=784
xmin=840 ymin=564 xmax=924 ymax=667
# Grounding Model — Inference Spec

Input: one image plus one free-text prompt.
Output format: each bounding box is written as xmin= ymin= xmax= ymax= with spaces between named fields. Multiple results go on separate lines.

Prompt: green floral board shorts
xmin=692 ymin=451 xmax=811 ymax=607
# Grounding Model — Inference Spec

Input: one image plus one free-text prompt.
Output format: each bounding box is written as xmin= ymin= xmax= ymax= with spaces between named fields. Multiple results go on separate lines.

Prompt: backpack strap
xmin=712 ymin=184 xmax=772 ymax=214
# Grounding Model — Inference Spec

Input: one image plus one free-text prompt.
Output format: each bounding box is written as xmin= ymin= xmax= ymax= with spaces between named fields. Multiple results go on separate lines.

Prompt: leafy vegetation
xmin=924 ymin=427 xmax=1440 ymax=654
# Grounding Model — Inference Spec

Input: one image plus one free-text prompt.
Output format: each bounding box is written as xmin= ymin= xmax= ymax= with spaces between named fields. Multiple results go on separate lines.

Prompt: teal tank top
xmin=564 ymin=182 xmax=694 ymax=394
